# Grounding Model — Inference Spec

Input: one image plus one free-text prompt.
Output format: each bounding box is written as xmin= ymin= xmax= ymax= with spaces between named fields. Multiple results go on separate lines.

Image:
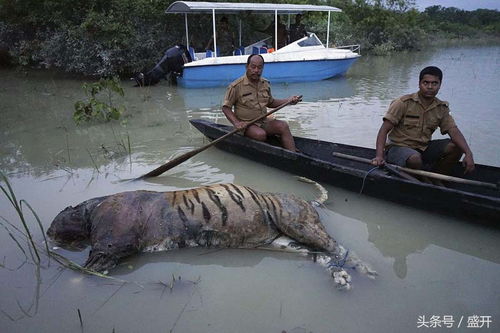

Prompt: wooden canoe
xmin=190 ymin=119 xmax=500 ymax=224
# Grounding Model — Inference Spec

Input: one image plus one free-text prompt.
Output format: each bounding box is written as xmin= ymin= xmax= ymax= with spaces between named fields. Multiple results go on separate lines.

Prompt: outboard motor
xmin=132 ymin=45 xmax=192 ymax=86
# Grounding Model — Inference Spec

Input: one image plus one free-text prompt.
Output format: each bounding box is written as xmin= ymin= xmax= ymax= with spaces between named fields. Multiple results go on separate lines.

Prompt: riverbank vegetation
xmin=1 ymin=0 xmax=499 ymax=76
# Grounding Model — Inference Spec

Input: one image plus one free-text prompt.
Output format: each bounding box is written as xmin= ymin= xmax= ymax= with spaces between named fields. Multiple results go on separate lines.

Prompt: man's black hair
xmin=246 ymin=54 xmax=264 ymax=66
xmin=419 ymin=66 xmax=443 ymax=81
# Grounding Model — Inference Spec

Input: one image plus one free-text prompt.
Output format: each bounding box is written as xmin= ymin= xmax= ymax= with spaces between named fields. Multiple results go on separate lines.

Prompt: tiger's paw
xmin=332 ymin=269 xmax=352 ymax=290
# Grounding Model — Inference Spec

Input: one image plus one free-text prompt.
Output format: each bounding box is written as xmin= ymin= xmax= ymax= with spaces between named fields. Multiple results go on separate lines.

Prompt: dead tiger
xmin=47 ymin=180 xmax=375 ymax=289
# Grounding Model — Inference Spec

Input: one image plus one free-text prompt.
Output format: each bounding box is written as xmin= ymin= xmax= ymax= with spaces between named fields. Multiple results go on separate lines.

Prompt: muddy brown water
xmin=1 ymin=45 xmax=499 ymax=332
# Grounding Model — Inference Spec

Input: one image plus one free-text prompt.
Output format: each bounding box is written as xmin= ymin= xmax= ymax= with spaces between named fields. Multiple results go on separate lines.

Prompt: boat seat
xmin=259 ymin=46 xmax=268 ymax=54
xmin=205 ymin=49 xmax=220 ymax=57
xmin=189 ymin=47 xmax=195 ymax=60
xmin=234 ymin=47 xmax=245 ymax=56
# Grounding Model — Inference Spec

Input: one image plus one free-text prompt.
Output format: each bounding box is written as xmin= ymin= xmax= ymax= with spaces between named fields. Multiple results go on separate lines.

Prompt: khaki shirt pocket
xmin=424 ymin=113 xmax=440 ymax=135
xmin=403 ymin=114 xmax=420 ymax=128
xmin=258 ymin=90 xmax=270 ymax=105
xmin=240 ymin=92 xmax=254 ymax=106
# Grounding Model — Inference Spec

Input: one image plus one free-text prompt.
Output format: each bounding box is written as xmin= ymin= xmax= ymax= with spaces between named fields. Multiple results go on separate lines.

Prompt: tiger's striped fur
xmin=47 ymin=183 xmax=375 ymax=289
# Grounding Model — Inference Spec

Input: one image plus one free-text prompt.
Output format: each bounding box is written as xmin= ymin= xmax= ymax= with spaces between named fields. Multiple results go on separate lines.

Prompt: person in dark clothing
xmin=206 ymin=16 xmax=235 ymax=56
xmin=258 ymin=16 xmax=288 ymax=49
xmin=289 ymin=14 xmax=308 ymax=42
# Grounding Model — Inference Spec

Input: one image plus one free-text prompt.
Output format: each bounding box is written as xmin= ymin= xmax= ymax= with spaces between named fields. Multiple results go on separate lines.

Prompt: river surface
xmin=1 ymin=45 xmax=499 ymax=333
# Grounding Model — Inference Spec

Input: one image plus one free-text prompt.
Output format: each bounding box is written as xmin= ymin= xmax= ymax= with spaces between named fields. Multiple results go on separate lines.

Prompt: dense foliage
xmin=0 ymin=0 xmax=183 ymax=75
xmin=422 ymin=5 xmax=500 ymax=38
xmin=0 ymin=0 xmax=499 ymax=76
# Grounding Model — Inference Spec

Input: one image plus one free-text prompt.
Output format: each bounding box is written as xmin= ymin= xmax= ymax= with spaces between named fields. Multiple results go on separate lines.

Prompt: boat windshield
xmin=297 ymin=34 xmax=322 ymax=47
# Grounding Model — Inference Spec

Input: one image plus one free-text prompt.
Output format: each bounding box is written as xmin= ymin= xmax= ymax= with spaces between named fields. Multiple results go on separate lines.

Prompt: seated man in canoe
xmin=371 ymin=66 xmax=475 ymax=184
xmin=222 ymin=54 xmax=302 ymax=151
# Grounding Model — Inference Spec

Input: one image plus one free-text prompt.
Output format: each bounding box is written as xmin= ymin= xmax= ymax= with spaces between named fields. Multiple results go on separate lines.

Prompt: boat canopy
xmin=165 ymin=1 xmax=342 ymax=14
xmin=166 ymin=1 xmax=343 ymax=54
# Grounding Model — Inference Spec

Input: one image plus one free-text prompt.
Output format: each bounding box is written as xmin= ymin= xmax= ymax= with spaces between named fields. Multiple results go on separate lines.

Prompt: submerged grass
xmin=1 ymin=171 xmax=42 ymax=263
xmin=77 ymin=308 xmax=83 ymax=327
xmin=0 ymin=218 xmax=29 ymax=269
xmin=127 ymin=133 xmax=132 ymax=170
xmin=0 ymin=171 xmax=128 ymax=282
xmin=64 ymin=127 xmax=71 ymax=163
xmin=86 ymin=148 xmax=100 ymax=173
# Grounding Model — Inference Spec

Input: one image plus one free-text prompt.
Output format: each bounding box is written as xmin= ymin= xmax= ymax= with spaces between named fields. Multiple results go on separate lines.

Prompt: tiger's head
xmin=47 ymin=197 xmax=105 ymax=250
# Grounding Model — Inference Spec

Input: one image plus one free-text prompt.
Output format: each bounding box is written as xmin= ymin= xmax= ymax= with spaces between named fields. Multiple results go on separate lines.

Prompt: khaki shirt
xmin=384 ymin=92 xmax=457 ymax=151
xmin=223 ymin=75 xmax=274 ymax=121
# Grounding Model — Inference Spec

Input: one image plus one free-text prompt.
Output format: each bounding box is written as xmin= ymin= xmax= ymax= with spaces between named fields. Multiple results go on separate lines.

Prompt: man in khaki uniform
xmin=222 ymin=54 xmax=301 ymax=151
xmin=372 ymin=66 xmax=475 ymax=182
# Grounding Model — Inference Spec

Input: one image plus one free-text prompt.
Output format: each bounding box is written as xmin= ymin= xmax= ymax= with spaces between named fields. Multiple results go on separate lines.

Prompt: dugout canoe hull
xmin=190 ymin=119 xmax=500 ymax=224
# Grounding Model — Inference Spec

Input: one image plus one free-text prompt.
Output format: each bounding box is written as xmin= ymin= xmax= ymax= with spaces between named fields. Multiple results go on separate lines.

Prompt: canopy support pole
xmin=275 ymin=10 xmax=278 ymax=50
xmin=239 ymin=19 xmax=242 ymax=47
xmin=212 ymin=9 xmax=217 ymax=58
xmin=184 ymin=13 xmax=189 ymax=49
xmin=326 ymin=11 xmax=331 ymax=48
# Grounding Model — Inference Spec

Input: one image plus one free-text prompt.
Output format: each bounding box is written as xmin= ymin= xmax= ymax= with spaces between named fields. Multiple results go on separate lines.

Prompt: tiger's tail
xmin=295 ymin=176 xmax=328 ymax=205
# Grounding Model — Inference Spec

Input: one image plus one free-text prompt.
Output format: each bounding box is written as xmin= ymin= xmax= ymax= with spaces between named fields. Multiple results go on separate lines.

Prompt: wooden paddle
xmin=332 ymin=152 xmax=499 ymax=190
xmin=137 ymin=99 xmax=297 ymax=179
xmin=382 ymin=164 xmax=420 ymax=182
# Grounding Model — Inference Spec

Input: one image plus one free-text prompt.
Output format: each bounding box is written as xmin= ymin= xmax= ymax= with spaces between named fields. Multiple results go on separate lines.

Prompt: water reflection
xmin=142 ymin=158 xmax=235 ymax=187
xmin=1 ymin=265 xmax=44 ymax=322
xmin=111 ymin=248 xmax=312 ymax=276
xmin=330 ymin=189 xmax=500 ymax=279
xmin=177 ymin=77 xmax=355 ymax=114
xmin=177 ymin=86 xmax=225 ymax=111
xmin=272 ymin=77 xmax=355 ymax=101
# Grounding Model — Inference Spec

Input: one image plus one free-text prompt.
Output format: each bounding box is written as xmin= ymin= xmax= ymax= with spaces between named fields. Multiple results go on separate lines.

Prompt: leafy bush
xmin=371 ymin=41 xmax=396 ymax=55
xmin=73 ymin=77 xmax=125 ymax=124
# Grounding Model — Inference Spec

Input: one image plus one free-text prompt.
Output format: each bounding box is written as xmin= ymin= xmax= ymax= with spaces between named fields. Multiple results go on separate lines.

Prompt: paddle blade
xmin=137 ymin=148 xmax=202 ymax=179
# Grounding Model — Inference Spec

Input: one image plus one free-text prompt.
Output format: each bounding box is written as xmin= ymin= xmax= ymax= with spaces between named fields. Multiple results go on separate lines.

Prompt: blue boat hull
xmin=177 ymin=58 xmax=359 ymax=88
